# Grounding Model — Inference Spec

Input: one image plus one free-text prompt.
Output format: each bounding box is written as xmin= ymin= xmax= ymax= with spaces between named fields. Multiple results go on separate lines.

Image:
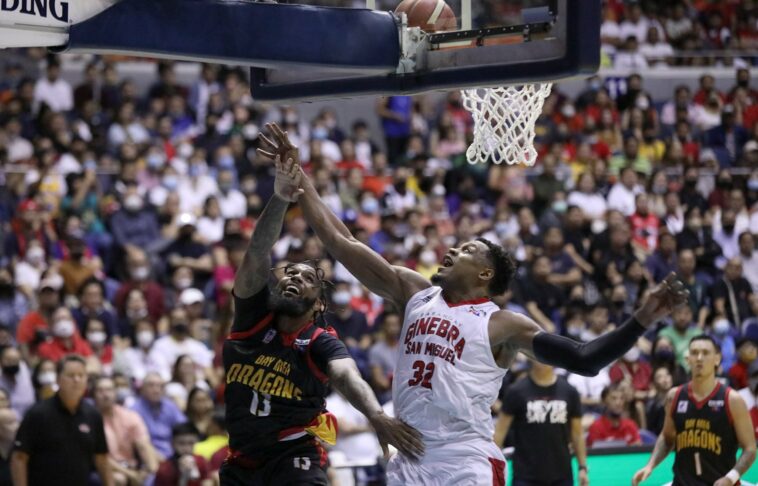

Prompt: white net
xmin=461 ymin=83 xmax=553 ymax=166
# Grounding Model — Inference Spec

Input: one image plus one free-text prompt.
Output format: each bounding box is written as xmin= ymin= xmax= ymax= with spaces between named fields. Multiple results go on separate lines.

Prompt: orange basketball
xmin=395 ymin=0 xmax=457 ymax=33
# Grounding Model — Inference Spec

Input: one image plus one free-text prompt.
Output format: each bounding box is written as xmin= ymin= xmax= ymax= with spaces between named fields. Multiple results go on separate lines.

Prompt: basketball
xmin=395 ymin=0 xmax=457 ymax=33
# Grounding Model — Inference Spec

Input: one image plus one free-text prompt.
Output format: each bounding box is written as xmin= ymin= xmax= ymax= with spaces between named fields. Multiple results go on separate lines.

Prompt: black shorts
xmin=219 ymin=440 xmax=328 ymax=486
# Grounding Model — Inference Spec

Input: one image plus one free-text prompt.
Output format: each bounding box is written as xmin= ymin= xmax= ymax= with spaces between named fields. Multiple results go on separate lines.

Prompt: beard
xmin=268 ymin=288 xmax=317 ymax=317
xmin=430 ymin=273 xmax=443 ymax=285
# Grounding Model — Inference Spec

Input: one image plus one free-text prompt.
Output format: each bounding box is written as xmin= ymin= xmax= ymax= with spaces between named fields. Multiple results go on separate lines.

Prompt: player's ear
xmin=479 ymin=267 xmax=494 ymax=282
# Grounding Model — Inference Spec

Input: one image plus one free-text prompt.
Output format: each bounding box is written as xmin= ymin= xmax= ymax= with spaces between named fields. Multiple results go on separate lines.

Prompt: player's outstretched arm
xmin=714 ymin=392 xmax=757 ymax=486
xmin=632 ymin=387 xmax=677 ymax=485
xmin=494 ymin=274 xmax=689 ymax=376
xmin=258 ymin=123 xmax=430 ymax=308
xmin=327 ymin=358 xmax=424 ymax=460
xmin=233 ymin=154 xmax=303 ymax=299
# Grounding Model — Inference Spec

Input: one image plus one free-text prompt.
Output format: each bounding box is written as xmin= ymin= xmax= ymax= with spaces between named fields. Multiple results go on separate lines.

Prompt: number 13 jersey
xmin=393 ymin=286 xmax=507 ymax=445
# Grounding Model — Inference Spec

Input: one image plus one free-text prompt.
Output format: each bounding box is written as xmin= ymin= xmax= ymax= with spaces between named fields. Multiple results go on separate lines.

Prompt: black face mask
xmin=684 ymin=178 xmax=697 ymax=188
xmin=723 ymin=225 xmax=735 ymax=233
xmin=0 ymin=282 xmax=14 ymax=297
xmin=3 ymin=364 xmax=20 ymax=376
xmin=717 ymin=179 xmax=731 ymax=189
xmin=172 ymin=323 xmax=190 ymax=335
xmin=608 ymin=410 xmax=622 ymax=419
xmin=655 ymin=349 xmax=675 ymax=362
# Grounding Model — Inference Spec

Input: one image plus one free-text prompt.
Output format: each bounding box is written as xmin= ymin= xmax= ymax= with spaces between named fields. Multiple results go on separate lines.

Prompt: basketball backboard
xmin=250 ymin=0 xmax=600 ymax=102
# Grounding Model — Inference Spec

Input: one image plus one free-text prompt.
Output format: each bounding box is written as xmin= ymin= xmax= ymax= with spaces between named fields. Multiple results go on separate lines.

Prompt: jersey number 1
xmin=250 ymin=390 xmax=271 ymax=417
xmin=408 ymin=360 xmax=435 ymax=389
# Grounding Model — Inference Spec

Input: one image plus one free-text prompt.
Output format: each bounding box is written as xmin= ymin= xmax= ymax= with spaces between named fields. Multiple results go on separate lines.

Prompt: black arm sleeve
xmin=532 ymin=317 xmax=645 ymax=377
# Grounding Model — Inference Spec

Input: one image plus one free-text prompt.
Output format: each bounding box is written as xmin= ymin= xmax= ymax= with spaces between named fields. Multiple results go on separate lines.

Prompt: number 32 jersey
xmin=393 ymin=286 xmax=507 ymax=445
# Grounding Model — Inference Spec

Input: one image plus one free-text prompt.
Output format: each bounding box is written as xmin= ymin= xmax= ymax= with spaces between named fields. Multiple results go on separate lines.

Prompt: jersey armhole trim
xmin=725 ymin=387 xmax=734 ymax=425
xmin=305 ymin=327 xmax=329 ymax=383
xmin=669 ymin=385 xmax=684 ymax=419
xmin=228 ymin=312 xmax=274 ymax=340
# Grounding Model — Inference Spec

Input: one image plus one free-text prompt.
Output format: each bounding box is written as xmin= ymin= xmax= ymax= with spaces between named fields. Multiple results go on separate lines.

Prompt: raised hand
xmin=273 ymin=155 xmax=304 ymax=203
xmin=257 ymin=122 xmax=299 ymax=166
xmin=634 ymin=273 xmax=689 ymax=327
xmin=369 ymin=413 xmax=424 ymax=461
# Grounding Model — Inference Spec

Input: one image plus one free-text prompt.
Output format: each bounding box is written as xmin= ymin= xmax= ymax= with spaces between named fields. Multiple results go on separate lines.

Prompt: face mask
xmin=717 ymin=179 xmax=731 ymax=189
xmin=684 ymin=178 xmax=698 ymax=188
xmin=163 ymin=175 xmax=179 ymax=190
xmin=652 ymin=184 xmax=667 ymax=195
xmin=608 ymin=410 xmax=623 ymax=419
xmin=53 ymin=319 xmax=75 ymax=338
xmin=636 ymin=97 xmax=650 ymax=110
xmin=419 ymin=250 xmax=437 ymax=266
xmin=218 ymin=155 xmax=235 ymax=169
xmin=613 ymin=299 xmax=626 ymax=308
xmin=361 ymin=198 xmax=379 ymax=214
xmin=713 ymin=318 xmax=731 ymax=335
xmin=172 ymin=322 xmax=190 ymax=335
xmin=655 ymin=349 xmax=675 ymax=362
xmin=37 ymin=371 xmax=56 ymax=386
xmin=723 ymin=225 xmax=735 ymax=234
xmin=26 ymin=247 xmax=45 ymax=265
xmin=178 ymin=143 xmax=193 ymax=159
xmin=136 ymin=330 xmax=154 ymax=348
xmin=2 ymin=364 xmax=19 ymax=376
xmin=188 ymin=165 xmax=202 ymax=178
xmin=332 ymin=291 xmax=351 ymax=307
xmin=147 ymin=154 xmax=165 ymax=169
xmin=116 ymin=387 xmax=133 ymax=404
xmin=175 ymin=277 xmax=193 ymax=290
xmin=552 ymin=200 xmax=568 ymax=213
xmin=495 ymin=222 xmax=511 ymax=235
xmin=218 ymin=182 xmax=233 ymax=193
xmin=132 ymin=267 xmax=149 ymax=281
xmin=87 ymin=331 xmax=107 ymax=345
xmin=312 ymin=127 xmax=328 ymax=140
xmin=124 ymin=194 xmax=143 ymax=212
xmin=127 ymin=308 xmax=148 ymax=320
xmin=624 ymin=347 xmax=640 ymax=362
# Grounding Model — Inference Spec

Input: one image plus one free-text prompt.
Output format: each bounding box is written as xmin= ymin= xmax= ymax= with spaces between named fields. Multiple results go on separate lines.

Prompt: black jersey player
xmin=633 ymin=335 xmax=756 ymax=486
xmin=219 ymin=155 xmax=423 ymax=485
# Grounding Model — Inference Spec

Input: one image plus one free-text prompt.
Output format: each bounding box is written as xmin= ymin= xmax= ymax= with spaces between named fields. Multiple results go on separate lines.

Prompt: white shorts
xmin=386 ymin=439 xmax=506 ymax=486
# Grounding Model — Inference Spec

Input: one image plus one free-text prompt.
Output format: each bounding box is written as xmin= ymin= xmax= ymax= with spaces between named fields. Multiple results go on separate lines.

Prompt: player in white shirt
xmin=261 ymin=123 xmax=689 ymax=486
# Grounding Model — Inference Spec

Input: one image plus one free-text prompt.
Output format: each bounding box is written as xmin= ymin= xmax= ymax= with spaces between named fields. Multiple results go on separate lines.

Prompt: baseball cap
xmin=745 ymin=140 xmax=758 ymax=153
xmin=179 ymin=288 xmax=204 ymax=306
xmin=38 ymin=274 xmax=63 ymax=292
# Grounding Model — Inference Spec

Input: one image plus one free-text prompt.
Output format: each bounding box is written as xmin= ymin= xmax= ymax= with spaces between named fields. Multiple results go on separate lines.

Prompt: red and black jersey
xmin=223 ymin=287 xmax=349 ymax=461
xmin=671 ymin=382 xmax=739 ymax=486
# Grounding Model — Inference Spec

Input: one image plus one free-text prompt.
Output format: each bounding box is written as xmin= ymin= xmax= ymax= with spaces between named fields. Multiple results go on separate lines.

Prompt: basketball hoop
xmin=461 ymin=83 xmax=552 ymax=166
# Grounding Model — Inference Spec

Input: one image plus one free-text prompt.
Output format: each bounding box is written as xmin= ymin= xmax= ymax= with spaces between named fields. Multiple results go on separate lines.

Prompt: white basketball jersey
xmin=393 ymin=286 xmax=507 ymax=445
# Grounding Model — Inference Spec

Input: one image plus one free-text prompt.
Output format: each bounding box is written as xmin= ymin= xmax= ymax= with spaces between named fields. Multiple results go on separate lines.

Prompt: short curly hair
xmin=476 ymin=238 xmax=517 ymax=296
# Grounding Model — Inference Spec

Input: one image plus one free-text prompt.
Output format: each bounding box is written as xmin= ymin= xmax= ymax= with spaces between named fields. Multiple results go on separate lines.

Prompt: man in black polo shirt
xmin=11 ymin=355 xmax=112 ymax=486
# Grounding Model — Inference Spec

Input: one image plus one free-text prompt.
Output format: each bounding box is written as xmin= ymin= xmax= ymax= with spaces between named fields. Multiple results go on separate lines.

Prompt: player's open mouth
xmin=283 ymin=285 xmax=301 ymax=296
xmin=442 ymin=256 xmax=454 ymax=267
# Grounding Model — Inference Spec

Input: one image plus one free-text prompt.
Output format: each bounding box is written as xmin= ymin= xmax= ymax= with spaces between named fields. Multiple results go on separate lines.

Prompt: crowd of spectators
xmin=0 ymin=9 xmax=757 ymax=482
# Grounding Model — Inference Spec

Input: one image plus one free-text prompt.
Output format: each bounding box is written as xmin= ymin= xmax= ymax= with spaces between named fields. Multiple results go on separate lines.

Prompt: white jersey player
xmin=260 ymin=123 xmax=690 ymax=486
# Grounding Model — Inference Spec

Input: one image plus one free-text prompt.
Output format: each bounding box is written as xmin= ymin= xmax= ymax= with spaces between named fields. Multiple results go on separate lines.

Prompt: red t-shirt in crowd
xmin=587 ymin=415 xmax=641 ymax=447
xmin=37 ymin=336 xmax=93 ymax=362
xmin=154 ymin=455 xmax=210 ymax=486
xmin=16 ymin=311 xmax=49 ymax=346
xmin=609 ymin=361 xmax=652 ymax=392
xmin=629 ymin=212 xmax=660 ymax=251
xmin=728 ymin=361 xmax=749 ymax=390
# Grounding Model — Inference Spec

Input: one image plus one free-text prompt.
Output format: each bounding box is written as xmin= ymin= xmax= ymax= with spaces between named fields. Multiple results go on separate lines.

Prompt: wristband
xmin=578 ymin=465 xmax=588 ymax=472
xmin=726 ymin=469 xmax=740 ymax=484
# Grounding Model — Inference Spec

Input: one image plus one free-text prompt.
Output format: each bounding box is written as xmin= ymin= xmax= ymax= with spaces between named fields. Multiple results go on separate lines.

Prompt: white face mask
xmin=136 ymin=330 xmax=154 ymax=348
xmin=38 ymin=371 xmax=57 ymax=386
xmin=624 ymin=347 xmax=640 ymax=362
xmin=124 ymin=194 xmax=143 ymax=212
xmin=132 ymin=267 xmax=149 ymax=281
xmin=713 ymin=318 xmax=731 ymax=335
xmin=332 ymin=290 xmax=351 ymax=307
xmin=175 ymin=278 xmax=193 ymax=290
xmin=26 ymin=247 xmax=45 ymax=265
xmin=87 ymin=331 xmax=107 ymax=345
xmin=53 ymin=319 xmax=75 ymax=338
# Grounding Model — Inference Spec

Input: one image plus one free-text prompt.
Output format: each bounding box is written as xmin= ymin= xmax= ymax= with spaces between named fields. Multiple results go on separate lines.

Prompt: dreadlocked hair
xmin=289 ymin=260 xmax=333 ymax=328
xmin=475 ymin=237 xmax=518 ymax=296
